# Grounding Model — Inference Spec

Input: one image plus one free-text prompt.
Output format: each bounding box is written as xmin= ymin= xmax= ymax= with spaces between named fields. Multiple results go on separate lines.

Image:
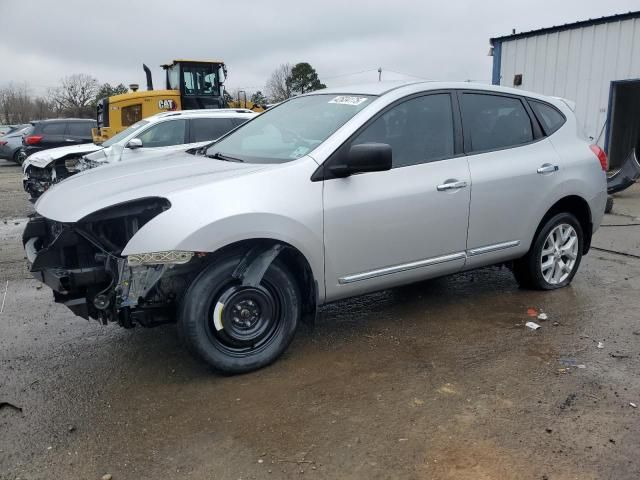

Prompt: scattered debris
xmin=553 ymin=322 xmax=560 ymax=327
xmin=545 ymin=428 xmax=553 ymax=434
xmin=630 ymin=402 xmax=637 ymax=409
xmin=398 ymin=438 xmax=409 ymax=442
xmin=610 ymin=353 xmax=630 ymax=359
xmin=525 ymin=321 xmax=541 ymax=330
xmin=559 ymin=358 xmax=586 ymax=369
xmin=68 ymin=425 xmax=76 ymax=433
xmin=258 ymin=459 xmax=264 ymax=464
xmin=597 ymin=342 xmax=604 ymax=349
xmin=101 ymin=475 xmax=112 ymax=480
xmin=527 ymin=308 xmax=538 ymax=317
xmin=538 ymin=313 xmax=548 ymax=321
xmin=0 ymin=402 xmax=22 ymax=413
xmin=609 ymin=439 xmax=616 ymax=445
xmin=560 ymin=393 xmax=577 ymax=410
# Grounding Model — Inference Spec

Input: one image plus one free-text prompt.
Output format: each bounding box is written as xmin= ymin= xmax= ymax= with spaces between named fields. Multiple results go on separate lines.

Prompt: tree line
xmin=0 ymin=62 xmax=327 ymax=124
xmin=0 ymin=75 xmax=128 ymax=124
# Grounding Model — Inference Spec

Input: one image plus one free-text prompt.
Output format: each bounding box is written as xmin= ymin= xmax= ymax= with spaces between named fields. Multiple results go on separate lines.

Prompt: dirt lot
xmin=1 ymin=158 xmax=639 ymax=480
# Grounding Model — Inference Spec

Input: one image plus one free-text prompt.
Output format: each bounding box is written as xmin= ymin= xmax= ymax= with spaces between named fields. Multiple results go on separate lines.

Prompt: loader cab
xmin=163 ymin=60 xmax=227 ymax=110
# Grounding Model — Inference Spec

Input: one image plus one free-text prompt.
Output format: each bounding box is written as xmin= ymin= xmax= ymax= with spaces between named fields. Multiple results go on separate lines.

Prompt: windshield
xmin=102 ymin=120 xmax=150 ymax=147
xmin=183 ymin=64 xmax=219 ymax=96
xmin=206 ymin=94 xmax=374 ymax=164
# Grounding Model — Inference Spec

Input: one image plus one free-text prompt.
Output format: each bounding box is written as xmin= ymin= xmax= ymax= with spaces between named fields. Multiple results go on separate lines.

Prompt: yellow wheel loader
xmin=93 ymin=60 xmax=266 ymax=142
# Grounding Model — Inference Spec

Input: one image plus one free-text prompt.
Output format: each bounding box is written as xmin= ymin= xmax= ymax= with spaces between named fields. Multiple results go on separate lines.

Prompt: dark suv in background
xmin=18 ymin=118 xmax=97 ymax=163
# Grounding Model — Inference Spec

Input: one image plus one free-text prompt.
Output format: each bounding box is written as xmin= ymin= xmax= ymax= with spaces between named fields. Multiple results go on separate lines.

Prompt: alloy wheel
xmin=540 ymin=223 xmax=579 ymax=285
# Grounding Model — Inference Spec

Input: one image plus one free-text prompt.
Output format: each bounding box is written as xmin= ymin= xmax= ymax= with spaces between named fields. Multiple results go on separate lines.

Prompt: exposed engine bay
xmin=23 ymin=197 xmax=205 ymax=328
xmin=23 ymin=155 xmax=99 ymax=199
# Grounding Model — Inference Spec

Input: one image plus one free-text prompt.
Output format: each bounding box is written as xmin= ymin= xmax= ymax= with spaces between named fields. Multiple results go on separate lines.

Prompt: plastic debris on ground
xmin=525 ymin=321 xmax=541 ymax=330
xmin=527 ymin=308 xmax=538 ymax=317
xmin=597 ymin=341 xmax=604 ymax=349
xmin=559 ymin=358 xmax=586 ymax=369
xmin=538 ymin=312 xmax=548 ymax=321
xmin=630 ymin=402 xmax=637 ymax=408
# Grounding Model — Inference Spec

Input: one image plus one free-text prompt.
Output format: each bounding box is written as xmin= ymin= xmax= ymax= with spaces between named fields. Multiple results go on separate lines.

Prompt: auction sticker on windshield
xmin=328 ymin=96 xmax=368 ymax=106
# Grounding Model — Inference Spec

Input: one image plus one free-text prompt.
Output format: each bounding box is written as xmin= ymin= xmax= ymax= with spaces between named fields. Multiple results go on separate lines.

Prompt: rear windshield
xmin=206 ymin=94 xmax=374 ymax=164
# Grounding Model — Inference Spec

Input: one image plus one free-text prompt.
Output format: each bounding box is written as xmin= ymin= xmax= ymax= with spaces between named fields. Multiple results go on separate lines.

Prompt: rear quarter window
xmin=529 ymin=100 xmax=566 ymax=136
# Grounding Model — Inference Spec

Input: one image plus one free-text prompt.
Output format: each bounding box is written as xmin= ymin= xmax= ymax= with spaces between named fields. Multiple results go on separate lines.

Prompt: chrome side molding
xmin=339 ymin=252 xmax=467 ymax=284
xmin=339 ymin=240 xmax=521 ymax=284
xmin=467 ymin=240 xmax=520 ymax=256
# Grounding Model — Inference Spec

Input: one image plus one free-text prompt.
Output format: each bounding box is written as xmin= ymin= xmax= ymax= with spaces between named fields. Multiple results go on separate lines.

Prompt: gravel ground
xmin=1 ymin=159 xmax=639 ymax=480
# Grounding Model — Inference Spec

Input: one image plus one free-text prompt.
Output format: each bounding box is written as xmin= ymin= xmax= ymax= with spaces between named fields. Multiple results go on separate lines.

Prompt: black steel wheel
xmin=179 ymin=254 xmax=300 ymax=374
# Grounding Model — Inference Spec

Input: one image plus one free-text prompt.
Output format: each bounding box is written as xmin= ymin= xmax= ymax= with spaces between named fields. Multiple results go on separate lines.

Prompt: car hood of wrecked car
xmin=35 ymin=151 xmax=275 ymax=223
xmin=23 ymin=143 xmax=103 ymax=170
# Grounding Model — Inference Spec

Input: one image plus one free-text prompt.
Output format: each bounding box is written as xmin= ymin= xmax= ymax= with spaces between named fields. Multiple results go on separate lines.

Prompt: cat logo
xmin=158 ymin=99 xmax=176 ymax=110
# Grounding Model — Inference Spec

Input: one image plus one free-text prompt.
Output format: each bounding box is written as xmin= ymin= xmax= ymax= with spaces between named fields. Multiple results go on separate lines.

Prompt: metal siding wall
xmin=498 ymin=17 xmax=640 ymax=147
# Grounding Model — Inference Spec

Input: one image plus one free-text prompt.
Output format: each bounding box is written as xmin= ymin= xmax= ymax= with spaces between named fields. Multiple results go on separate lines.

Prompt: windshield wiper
xmin=207 ymin=151 xmax=244 ymax=163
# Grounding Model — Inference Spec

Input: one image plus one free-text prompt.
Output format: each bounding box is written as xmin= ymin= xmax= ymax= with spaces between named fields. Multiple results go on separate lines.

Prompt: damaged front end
xmin=23 ymin=197 xmax=204 ymax=328
xmin=23 ymin=156 xmax=99 ymax=199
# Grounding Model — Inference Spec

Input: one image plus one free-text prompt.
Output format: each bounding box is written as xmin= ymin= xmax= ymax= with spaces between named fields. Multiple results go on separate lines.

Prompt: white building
xmin=490 ymin=11 xmax=640 ymax=168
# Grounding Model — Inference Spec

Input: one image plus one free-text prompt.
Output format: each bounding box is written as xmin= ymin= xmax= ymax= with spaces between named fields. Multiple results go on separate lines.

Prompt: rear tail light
xmin=0 ymin=140 xmax=7 ymax=146
xmin=24 ymin=135 xmax=42 ymax=145
xmin=590 ymin=144 xmax=608 ymax=171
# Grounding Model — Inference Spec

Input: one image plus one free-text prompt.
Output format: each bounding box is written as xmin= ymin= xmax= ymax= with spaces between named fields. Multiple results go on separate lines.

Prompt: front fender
xmin=122 ymin=212 xmax=325 ymax=301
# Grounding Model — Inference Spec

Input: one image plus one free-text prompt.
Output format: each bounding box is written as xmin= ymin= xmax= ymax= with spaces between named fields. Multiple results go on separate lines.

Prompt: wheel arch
xmin=205 ymin=238 xmax=319 ymax=321
xmin=534 ymin=195 xmax=593 ymax=254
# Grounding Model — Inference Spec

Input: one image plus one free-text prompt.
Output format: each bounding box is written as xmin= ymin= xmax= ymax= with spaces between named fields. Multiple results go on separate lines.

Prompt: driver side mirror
xmin=126 ymin=138 xmax=143 ymax=149
xmin=329 ymin=143 xmax=392 ymax=178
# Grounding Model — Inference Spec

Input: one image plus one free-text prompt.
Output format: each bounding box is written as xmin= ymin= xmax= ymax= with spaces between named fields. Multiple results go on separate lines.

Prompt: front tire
xmin=179 ymin=254 xmax=301 ymax=374
xmin=513 ymin=212 xmax=584 ymax=290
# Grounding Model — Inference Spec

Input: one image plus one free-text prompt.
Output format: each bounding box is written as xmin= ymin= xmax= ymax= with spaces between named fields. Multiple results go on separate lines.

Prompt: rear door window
xmin=460 ymin=93 xmax=533 ymax=153
xmin=136 ymin=119 xmax=187 ymax=148
xmin=529 ymin=100 xmax=565 ymax=135
xmin=40 ymin=122 xmax=66 ymax=135
xmin=189 ymin=118 xmax=235 ymax=142
xmin=67 ymin=122 xmax=94 ymax=137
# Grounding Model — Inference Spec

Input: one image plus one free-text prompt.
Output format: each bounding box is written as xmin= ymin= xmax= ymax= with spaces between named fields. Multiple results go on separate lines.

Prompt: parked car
xmin=22 ymin=109 xmax=256 ymax=198
xmin=0 ymin=125 xmax=17 ymax=136
xmin=24 ymin=81 xmax=607 ymax=374
xmin=0 ymin=124 xmax=33 ymax=163
xmin=17 ymin=118 xmax=97 ymax=165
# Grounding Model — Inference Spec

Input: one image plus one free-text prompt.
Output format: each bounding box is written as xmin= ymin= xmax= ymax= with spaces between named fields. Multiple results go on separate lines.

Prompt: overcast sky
xmin=0 ymin=0 xmax=638 ymax=96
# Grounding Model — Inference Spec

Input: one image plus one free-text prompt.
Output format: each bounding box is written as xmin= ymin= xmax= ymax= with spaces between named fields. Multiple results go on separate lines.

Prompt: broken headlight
xmin=64 ymin=157 xmax=81 ymax=172
xmin=127 ymin=251 xmax=194 ymax=266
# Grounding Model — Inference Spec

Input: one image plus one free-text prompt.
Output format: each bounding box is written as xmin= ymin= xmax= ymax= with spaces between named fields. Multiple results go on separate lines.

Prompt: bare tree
xmin=49 ymin=73 xmax=100 ymax=117
xmin=266 ymin=63 xmax=292 ymax=102
xmin=0 ymin=83 xmax=38 ymax=123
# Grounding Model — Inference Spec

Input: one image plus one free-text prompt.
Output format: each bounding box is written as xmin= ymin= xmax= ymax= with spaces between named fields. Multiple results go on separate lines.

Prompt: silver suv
xmin=24 ymin=81 xmax=607 ymax=373
xmin=22 ymin=109 xmax=256 ymax=198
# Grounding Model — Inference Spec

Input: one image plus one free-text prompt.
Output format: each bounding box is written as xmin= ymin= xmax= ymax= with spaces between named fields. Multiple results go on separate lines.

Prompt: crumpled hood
xmin=23 ymin=143 xmax=102 ymax=170
xmin=35 ymin=151 xmax=272 ymax=222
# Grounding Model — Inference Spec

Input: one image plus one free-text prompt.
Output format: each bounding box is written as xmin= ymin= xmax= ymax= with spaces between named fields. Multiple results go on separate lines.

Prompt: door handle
xmin=537 ymin=164 xmax=559 ymax=174
xmin=65 ymin=139 xmax=75 ymax=142
xmin=437 ymin=180 xmax=468 ymax=191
